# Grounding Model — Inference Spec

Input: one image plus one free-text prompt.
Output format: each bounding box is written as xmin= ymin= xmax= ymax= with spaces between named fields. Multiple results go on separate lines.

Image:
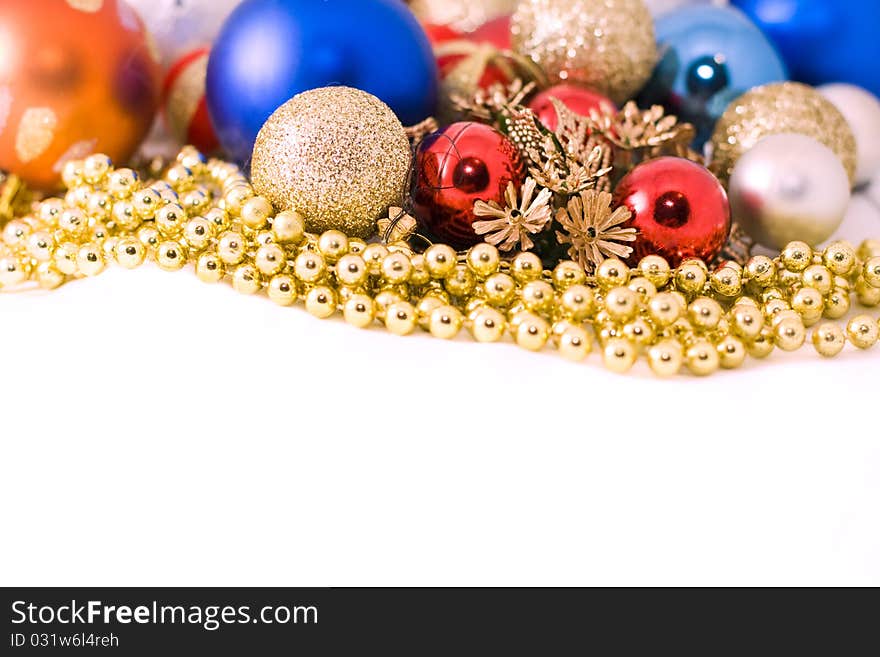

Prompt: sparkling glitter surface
xmin=710 ymin=82 xmax=857 ymax=186
xmin=15 ymin=107 xmax=57 ymax=163
xmin=251 ymin=87 xmax=412 ymax=238
xmin=510 ymin=0 xmax=656 ymax=105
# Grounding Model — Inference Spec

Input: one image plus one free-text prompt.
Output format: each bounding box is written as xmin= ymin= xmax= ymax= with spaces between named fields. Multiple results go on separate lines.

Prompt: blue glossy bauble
xmin=732 ymin=0 xmax=880 ymax=97
xmin=638 ymin=5 xmax=788 ymax=146
xmin=206 ymin=0 xmax=438 ymax=163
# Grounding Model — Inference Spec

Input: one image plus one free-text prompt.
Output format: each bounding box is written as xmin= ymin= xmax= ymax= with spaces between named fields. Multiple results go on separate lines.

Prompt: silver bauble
xmin=819 ymin=83 xmax=880 ymax=186
xmin=729 ymin=133 xmax=851 ymax=249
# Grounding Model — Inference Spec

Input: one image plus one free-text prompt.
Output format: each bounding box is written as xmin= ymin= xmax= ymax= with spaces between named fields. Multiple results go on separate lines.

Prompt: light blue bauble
xmin=638 ymin=5 xmax=787 ymax=146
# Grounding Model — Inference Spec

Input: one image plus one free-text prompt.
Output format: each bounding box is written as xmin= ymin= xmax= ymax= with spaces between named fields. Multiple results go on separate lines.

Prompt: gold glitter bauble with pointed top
xmin=710 ymin=82 xmax=857 ymax=187
xmin=510 ymin=0 xmax=656 ymax=105
xmin=250 ymin=87 xmax=411 ymax=239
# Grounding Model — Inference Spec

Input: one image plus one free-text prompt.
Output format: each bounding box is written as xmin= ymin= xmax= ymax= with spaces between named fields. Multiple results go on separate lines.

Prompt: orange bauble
xmin=0 ymin=0 xmax=161 ymax=190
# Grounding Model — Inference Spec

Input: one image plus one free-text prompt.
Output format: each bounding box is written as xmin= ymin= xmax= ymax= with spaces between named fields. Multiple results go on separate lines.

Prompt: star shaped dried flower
xmin=473 ymin=178 xmax=553 ymax=252
xmin=591 ymin=101 xmax=695 ymax=155
xmin=451 ymin=79 xmax=537 ymax=122
xmin=555 ymin=190 xmax=636 ymax=271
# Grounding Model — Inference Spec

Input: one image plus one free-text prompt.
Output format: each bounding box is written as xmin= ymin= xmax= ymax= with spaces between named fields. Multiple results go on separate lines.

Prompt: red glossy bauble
xmin=413 ymin=122 xmax=525 ymax=248
xmin=422 ymin=23 xmax=463 ymax=46
xmin=163 ymin=48 xmax=219 ymax=153
xmin=528 ymin=84 xmax=616 ymax=131
xmin=612 ymin=157 xmax=731 ymax=267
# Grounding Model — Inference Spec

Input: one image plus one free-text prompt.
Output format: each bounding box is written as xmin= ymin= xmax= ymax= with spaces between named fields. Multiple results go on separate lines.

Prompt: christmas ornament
xmin=644 ymin=0 xmax=723 ymax=16
xmin=250 ymin=87 xmax=411 ymax=238
xmin=510 ymin=0 xmax=657 ymax=105
xmin=819 ymin=84 xmax=880 ymax=186
xmin=638 ymin=5 xmax=787 ymax=146
xmin=473 ymin=177 xmax=553 ymax=251
xmin=613 ymin=157 xmax=731 ymax=266
xmin=162 ymin=48 xmax=218 ymax=154
xmin=0 ymin=0 xmax=161 ymax=190
xmin=206 ymin=0 xmax=438 ymax=163
xmin=555 ymin=190 xmax=636 ymax=270
xmin=413 ymin=122 xmax=525 ymax=248
xmin=125 ymin=0 xmax=241 ymax=66
xmin=728 ymin=134 xmax=850 ymax=249
xmin=731 ymin=0 xmax=880 ymax=97
xmin=3 ymin=147 xmax=879 ymax=376
xmin=528 ymin=85 xmax=616 ymax=132
xmin=709 ymin=82 xmax=857 ymax=186
xmin=410 ymin=0 xmax=518 ymax=33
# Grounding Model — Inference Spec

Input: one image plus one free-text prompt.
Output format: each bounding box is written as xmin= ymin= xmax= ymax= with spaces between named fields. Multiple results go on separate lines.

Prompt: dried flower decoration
xmin=473 ymin=177 xmax=553 ymax=252
xmin=555 ymin=190 xmax=636 ymax=271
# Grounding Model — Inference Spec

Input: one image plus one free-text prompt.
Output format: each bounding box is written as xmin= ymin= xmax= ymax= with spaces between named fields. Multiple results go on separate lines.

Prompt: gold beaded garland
xmin=2 ymin=147 xmax=879 ymax=379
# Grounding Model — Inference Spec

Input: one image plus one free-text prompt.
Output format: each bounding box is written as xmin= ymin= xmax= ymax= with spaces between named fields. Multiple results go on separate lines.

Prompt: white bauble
xmin=124 ymin=0 xmax=241 ymax=66
xmin=819 ymin=83 xmax=880 ymax=186
xmin=729 ymin=133 xmax=851 ymax=249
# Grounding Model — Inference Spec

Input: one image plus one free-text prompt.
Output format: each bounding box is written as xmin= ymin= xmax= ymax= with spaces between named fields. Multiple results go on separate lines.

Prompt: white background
xmin=1 ymin=184 xmax=879 ymax=587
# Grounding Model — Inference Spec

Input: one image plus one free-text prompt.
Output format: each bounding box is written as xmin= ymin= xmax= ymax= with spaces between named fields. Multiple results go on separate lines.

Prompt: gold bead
xmin=686 ymin=340 xmax=720 ymax=376
xmin=791 ymin=286 xmax=824 ymax=323
xmin=627 ymin=276 xmax=657 ymax=304
xmin=846 ymin=315 xmax=879 ymax=349
xmin=347 ymin=238 xmax=367 ymax=255
xmin=821 ymin=288 xmax=849 ymax=320
xmin=710 ymin=266 xmax=742 ymax=297
xmin=27 ymin=230 xmax=53 ymax=262
xmin=417 ymin=294 xmax=446 ymax=329
xmin=83 ymin=153 xmax=112 ymax=184
xmin=203 ymin=207 xmax=230 ymax=233
xmin=336 ymin=254 xmax=368 ymax=287
xmin=154 ymin=203 xmax=185 ymax=237
xmin=305 ymin=286 xmax=337 ymax=319
xmin=196 ymin=253 xmax=225 ymax=283
xmin=58 ymin=207 xmax=87 ymax=238
xmin=444 ymin=264 xmax=476 ymax=297
xmin=801 ymin=264 xmax=833 ymax=295
xmin=0 ymin=256 xmax=28 ymax=286
xmin=747 ymin=327 xmax=775 ymax=359
xmin=53 ymin=242 xmax=78 ymax=275
xmin=856 ymin=277 xmax=880 ymax=307
xmin=638 ymin=254 xmax=671 ymax=288
xmin=514 ymin=312 xmax=550 ymax=351
xmin=373 ymin=289 xmax=406 ymax=320
xmin=560 ymin=284 xmax=595 ymax=321
xmin=424 ymin=244 xmax=457 ymax=278
xmin=267 ymin=274 xmax=297 ymax=306
xmin=484 ymin=272 xmax=517 ymax=307
xmin=781 ymin=241 xmax=812 ymax=272
xmin=114 ymin=237 xmax=146 ymax=269
xmin=858 ymin=239 xmax=880 ymax=260
xmin=552 ymin=260 xmax=586 ymax=290
xmin=35 ymin=262 xmax=64 ymax=290
xmin=674 ymin=259 xmax=708 ymax=296
xmin=314 ymin=230 xmax=348 ymax=263
xmin=381 ymin=252 xmax=412 ymax=284
xmin=73 ymin=242 xmax=105 ymax=277
xmin=604 ymin=286 xmax=639 ymax=322
xmin=217 ymin=231 xmax=246 ymax=265
xmin=688 ymin=297 xmax=723 ymax=330
xmin=294 ymin=251 xmax=326 ymax=284
xmin=385 ymin=301 xmax=418 ymax=335
xmin=595 ymin=258 xmax=629 ymax=290
xmin=556 ymin=324 xmax=591 ymax=361
xmin=224 ymin=184 xmax=253 ymax=215
xmin=2 ymin=219 xmax=30 ymax=246
xmin=467 ymin=243 xmax=501 ymax=278
xmin=763 ymin=298 xmax=790 ymax=321
xmin=622 ymin=317 xmax=655 ymax=346
xmin=745 ymin=255 xmax=776 ymax=287
xmin=469 ymin=307 xmax=506 ymax=343
xmin=510 ymin=251 xmax=543 ymax=284
xmin=647 ymin=292 xmax=682 ymax=327
xmin=254 ymin=244 xmax=286 ymax=276
xmin=812 ymin=323 xmax=845 ymax=357
xmin=522 ymin=279 xmax=555 ymax=313
xmin=343 ymin=294 xmax=375 ymax=328
xmin=409 ymin=254 xmax=430 ymax=286
xmin=773 ymin=316 xmax=806 ymax=351
xmin=822 ymin=241 xmax=856 ymax=277
xmin=603 ymin=338 xmax=637 ymax=373
xmin=361 ymin=243 xmax=389 ymax=275
xmin=182 ymin=217 xmax=213 ymax=251
xmin=166 ymin=163 xmax=195 ymax=190
xmin=864 ymin=257 xmax=880 ymax=288
xmin=240 ymin=195 xmax=273 ymax=230
xmin=648 ymin=339 xmax=683 ymax=377
xmin=716 ymin=335 xmax=747 ymax=369
xmin=61 ymin=159 xmax=84 ymax=188
xmin=156 ymin=241 xmax=188 ymax=272
xmin=429 ymin=305 xmax=463 ymax=339
xmin=271 ymin=210 xmax=305 ymax=244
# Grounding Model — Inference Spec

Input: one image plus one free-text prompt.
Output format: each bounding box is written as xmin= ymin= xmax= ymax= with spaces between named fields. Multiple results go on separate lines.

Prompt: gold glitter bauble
xmin=510 ymin=0 xmax=656 ymax=105
xmin=409 ymin=0 xmax=518 ymax=33
xmin=251 ymin=87 xmax=411 ymax=238
xmin=710 ymin=82 xmax=857 ymax=187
